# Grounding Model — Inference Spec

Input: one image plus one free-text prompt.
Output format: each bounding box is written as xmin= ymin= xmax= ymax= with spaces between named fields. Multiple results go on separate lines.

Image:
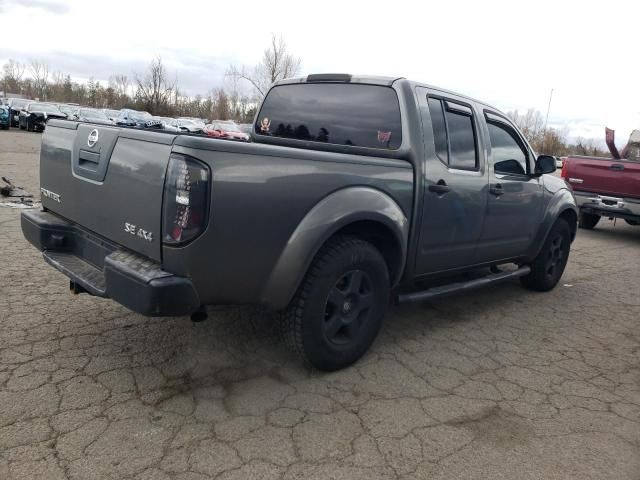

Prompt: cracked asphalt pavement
xmin=1 ymin=130 xmax=639 ymax=479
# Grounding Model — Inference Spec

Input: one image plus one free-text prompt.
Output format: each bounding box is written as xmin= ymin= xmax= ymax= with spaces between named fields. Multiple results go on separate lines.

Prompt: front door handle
xmin=489 ymin=184 xmax=504 ymax=196
xmin=609 ymin=163 xmax=625 ymax=171
xmin=428 ymin=181 xmax=451 ymax=195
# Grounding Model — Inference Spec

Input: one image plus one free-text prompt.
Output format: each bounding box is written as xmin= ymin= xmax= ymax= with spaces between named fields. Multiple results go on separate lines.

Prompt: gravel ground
xmin=1 ymin=129 xmax=639 ymax=480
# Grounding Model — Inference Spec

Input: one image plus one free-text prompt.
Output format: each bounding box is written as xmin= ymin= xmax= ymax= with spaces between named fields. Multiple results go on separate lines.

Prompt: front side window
xmin=256 ymin=83 xmax=402 ymax=150
xmin=487 ymin=121 xmax=528 ymax=175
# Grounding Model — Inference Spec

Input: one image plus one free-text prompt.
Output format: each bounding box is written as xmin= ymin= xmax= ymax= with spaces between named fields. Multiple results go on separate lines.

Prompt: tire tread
xmin=279 ymin=235 xmax=380 ymax=368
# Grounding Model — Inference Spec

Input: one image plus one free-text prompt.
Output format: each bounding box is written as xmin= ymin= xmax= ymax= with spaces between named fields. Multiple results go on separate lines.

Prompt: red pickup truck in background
xmin=561 ymin=128 xmax=640 ymax=229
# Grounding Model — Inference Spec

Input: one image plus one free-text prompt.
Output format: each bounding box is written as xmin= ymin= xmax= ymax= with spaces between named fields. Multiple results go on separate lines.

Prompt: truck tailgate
xmin=39 ymin=121 xmax=175 ymax=261
xmin=565 ymin=156 xmax=640 ymax=199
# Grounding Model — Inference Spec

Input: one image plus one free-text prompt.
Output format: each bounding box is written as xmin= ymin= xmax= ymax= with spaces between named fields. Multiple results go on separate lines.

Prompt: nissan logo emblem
xmin=87 ymin=129 xmax=99 ymax=147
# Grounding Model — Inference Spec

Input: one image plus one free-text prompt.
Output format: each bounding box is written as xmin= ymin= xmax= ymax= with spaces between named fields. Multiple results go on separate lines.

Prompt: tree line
xmin=507 ymin=109 xmax=608 ymax=157
xmin=1 ymin=35 xmax=301 ymax=124
xmin=1 ymin=37 xmax=609 ymax=155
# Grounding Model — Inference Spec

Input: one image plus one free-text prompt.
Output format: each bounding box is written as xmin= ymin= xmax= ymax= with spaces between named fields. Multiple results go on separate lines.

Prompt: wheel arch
xmin=526 ymin=189 xmax=578 ymax=262
xmin=260 ymin=187 xmax=409 ymax=310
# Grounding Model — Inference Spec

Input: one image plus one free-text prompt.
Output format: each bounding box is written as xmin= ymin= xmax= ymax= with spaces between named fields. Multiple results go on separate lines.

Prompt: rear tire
xmin=521 ymin=218 xmax=571 ymax=292
xmin=280 ymin=235 xmax=390 ymax=371
xmin=578 ymin=212 xmax=600 ymax=229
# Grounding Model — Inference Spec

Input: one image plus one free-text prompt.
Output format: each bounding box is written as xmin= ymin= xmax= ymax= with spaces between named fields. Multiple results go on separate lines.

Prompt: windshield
xmin=80 ymin=108 xmax=108 ymax=119
xmin=29 ymin=103 xmax=62 ymax=114
xmin=128 ymin=110 xmax=152 ymax=121
xmin=11 ymin=100 xmax=28 ymax=109
xmin=105 ymin=109 xmax=120 ymax=117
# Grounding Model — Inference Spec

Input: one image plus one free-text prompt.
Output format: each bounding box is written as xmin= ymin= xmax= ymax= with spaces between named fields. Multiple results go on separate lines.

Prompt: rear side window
xmin=256 ymin=83 xmax=402 ymax=149
xmin=427 ymin=98 xmax=448 ymax=163
xmin=446 ymin=110 xmax=477 ymax=170
xmin=426 ymin=97 xmax=478 ymax=170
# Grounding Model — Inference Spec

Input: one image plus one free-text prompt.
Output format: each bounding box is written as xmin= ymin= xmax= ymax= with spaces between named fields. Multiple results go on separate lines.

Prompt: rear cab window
xmin=255 ymin=83 xmax=402 ymax=150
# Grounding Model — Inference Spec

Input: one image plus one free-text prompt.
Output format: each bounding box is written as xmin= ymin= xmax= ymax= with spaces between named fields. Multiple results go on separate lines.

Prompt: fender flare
xmin=526 ymin=188 xmax=578 ymax=261
xmin=260 ymin=186 xmax=409 ymax=310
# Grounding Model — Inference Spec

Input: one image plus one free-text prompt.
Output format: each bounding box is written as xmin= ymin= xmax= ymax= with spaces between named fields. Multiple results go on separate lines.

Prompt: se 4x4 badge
xmin=124 ymin=222 xmax=153 ymax=242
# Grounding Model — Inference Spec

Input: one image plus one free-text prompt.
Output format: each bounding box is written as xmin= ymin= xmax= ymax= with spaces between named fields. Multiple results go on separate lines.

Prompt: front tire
xmin=579 ymin=212 xmax=600 ymax=229
xmin=625 ymin=219 xmax=639 ymax=226
xmin=521 ymin=218 xmax=571 ymax=292
xmin=280 ymin=235 xmax=390 ymax=371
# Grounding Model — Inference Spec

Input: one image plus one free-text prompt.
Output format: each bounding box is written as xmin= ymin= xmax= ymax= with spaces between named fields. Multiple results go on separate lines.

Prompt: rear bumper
xmin=574 ymin=190 xmax=640 ymax=221
xmin=21 ymin=209 xmax=200 ymax=316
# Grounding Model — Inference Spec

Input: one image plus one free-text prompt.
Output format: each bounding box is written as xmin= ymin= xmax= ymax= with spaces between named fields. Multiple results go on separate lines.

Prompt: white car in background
xmin=163 ymin=118 xmax=203 ymax=133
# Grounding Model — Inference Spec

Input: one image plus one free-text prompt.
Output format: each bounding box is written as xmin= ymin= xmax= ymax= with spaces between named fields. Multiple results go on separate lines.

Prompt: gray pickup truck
xmin=22 ymin=74 xmax=578 ymax=370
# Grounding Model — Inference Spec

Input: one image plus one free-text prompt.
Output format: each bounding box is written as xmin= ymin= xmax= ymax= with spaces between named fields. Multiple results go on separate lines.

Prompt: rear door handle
xmin=609 ymin=163 xmax=625 ymax=171
xmin=428 ymin=181 xmax=451 ymax=195
xmin=489 ymin=184 xmax=504 ymax=196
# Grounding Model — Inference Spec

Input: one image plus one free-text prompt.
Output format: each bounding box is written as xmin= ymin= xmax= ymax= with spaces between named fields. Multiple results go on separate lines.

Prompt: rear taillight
xmin=162 ymin=153 xmax=210 ymax=245
xmin=560 ymin=158 xmax=568 ymax=178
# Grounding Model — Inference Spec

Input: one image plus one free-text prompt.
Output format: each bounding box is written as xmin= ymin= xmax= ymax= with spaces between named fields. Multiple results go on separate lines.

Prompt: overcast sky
xmin=1 ymin=0 xmax=638 ymax=144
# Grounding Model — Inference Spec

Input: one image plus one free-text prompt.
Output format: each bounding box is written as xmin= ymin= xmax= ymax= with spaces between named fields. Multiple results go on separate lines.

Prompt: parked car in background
xmin=555 ymin=156 xmax=563 ymax=168
xmin=203 ymin=121 xmax=249 ymax=141
xmin=238 ymin=123 xmax=253 ymax=134
xmin=103 ymin=109 xmax=121 ymax=123
xmin=71 ymin=108 xmax=115 ymax=125
xmin=23 ymin=74 xmax=576 ymax=370
xmin=8 ymin=98 xmax=30 ymax=127
xmin=162 ymin=118 xmax=203 ymax=133
xmin=158 ymin=117 xmax=181 ymax=132
xmin=0 ymin=105 xmax=10 ymax=129
xmin=177 ymin=117 xmax=206 ymax=130
xmin=18 ymin=102 xmax=67 ymax=131
xmin=57 ymin=104 xmax=78 ymax=118
xmin=563 ymin=149 xmax=640 ymax=229
xmin=116 ymin=109 xmax=163 ymax=129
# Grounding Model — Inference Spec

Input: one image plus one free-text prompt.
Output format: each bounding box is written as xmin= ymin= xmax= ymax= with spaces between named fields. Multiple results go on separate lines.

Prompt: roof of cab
xmin=273 ymin=74 xmax=502 ymax=113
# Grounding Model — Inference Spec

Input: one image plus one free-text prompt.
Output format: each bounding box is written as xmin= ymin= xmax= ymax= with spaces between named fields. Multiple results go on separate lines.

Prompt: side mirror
xmin=534 ymin=155 xmax=557 ymax=176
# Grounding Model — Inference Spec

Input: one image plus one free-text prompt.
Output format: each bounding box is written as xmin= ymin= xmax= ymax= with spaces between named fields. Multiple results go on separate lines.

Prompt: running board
xmin=396 ymin=266 xmax=531 ymax=304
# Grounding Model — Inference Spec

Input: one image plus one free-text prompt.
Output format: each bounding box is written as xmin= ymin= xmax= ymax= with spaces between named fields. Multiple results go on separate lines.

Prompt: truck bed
xmin=34 ymin=119 xmax=414 ymax=308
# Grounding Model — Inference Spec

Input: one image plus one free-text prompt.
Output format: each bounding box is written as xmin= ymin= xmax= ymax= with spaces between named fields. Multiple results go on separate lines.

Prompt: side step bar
xmin=396 ymin=266 xmax=531 ymax=304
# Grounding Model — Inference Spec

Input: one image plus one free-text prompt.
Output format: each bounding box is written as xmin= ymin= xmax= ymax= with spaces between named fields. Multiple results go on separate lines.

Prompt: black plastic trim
xmin=306 ymin=73 xmax=352 ymax=83
xmin=21 ymin=209 xmax=200 ymax=317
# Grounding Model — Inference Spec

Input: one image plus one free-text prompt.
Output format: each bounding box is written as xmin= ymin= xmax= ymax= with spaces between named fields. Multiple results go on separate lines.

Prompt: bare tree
xmin=507 ymin=109 xmax=545 ymax=145
xmin=227 ymin=34 xmax=301 ymax=97
xmin=29 ymin=60 xmax=50 ymax=100
xmin=109 ymin=74 xmax=130 ymax=98
xmin=134 ymin=57 xmax=176 ymax=114
xmin=2 ymin=59 xmax=26 ymax=94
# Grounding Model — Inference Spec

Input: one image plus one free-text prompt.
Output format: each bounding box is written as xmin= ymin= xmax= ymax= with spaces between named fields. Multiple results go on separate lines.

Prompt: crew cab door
xmin=415 ymin=89 xmax=488 ymax=274
xmin=474 ymin=112 xmax=544 ymax=262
